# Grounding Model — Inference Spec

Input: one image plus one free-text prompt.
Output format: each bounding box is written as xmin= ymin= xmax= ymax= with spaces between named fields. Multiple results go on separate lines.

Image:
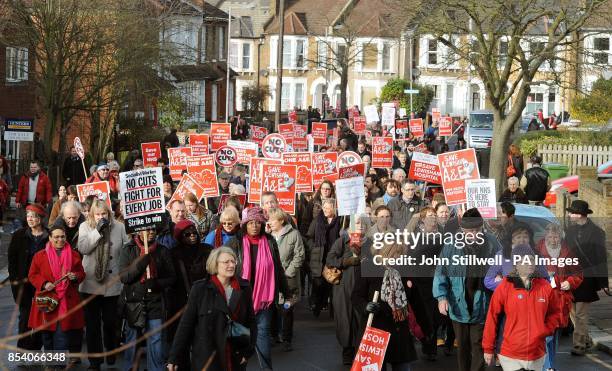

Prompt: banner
xmin=214 ymin=145 xmax=238 ymax=168
xmin=312 ymin=152 xmax=338 ymax=189
xmin=77 ymin=181 xmax=111 ymax=208
xmin=210 ymin=123 xmax=231 ymax=151
xmin=394 ymin=120 xmax=408 ymax=141
xmin=336 ymin=176 xmax=366 ymax=216
xmin=227 ymin=140 xmax=258 ymax=165
xmin=364 ymin=105 xmax=379 ymax=123
xmin=261 ymin=164 xmax=297 ymax=215
xmin=293 ymin=124 xmax=308 ymax=150
xmin=282 ymin=152 xmax=312 ymax=193
xmin=167 ymin=174 xmax=206 ymax=209
xmin=408 ymin=152 xmax=441 ymax=184
xmin=189 ymin=133 xmax=209 ymax=156
xmin=432 ymin=107 xmax=441 ymax=123
xmin=414 ymin=143 xmax=429 ymax=153
xmin=167 ymin=147 xmax=192 ymax=181
xmin=262 ymin=133 xmax=287 ymax=159
xmin=141 ymin=142 xmax=161 ymax=167
xmin=278 ymin=123 xmax=295 ymax=146
xmin=466 ymin=179 xmax=497 ymax=218
xmin=311 ymin=122 xmax=328 ymax=146
xmin=248 ymin=157 xmax=282 ymax=204
xmin=351 ymin=326 xmax=391 ymax=371
xmin=371 ymin=137 xmax=393 ymax=168
xmin=250 ymin=125 xmax=268 ymax=144
xmin=381 ymin=105 xmax=395 ymax=127
xmin=439 ymin=117 xmax=453 ymax=136
xmin=120 ymin=168 xmax=166 ymax=234
xmin=288 ymin=110 xmax=298 ymax=123
xmin=337 ymin=151 xmax=363 ymax=168
xmin=409 ymin=118 xmax=424 ymax=137
xmin=353 ymin=117 xmax=366 ymax=135
xmin=186 ymin=155 xmax=219 ymax=197
xmin=339 ymin=163 xmax=366 ymax=179
xmin=437 ymin=148 xmax=480 ymax=205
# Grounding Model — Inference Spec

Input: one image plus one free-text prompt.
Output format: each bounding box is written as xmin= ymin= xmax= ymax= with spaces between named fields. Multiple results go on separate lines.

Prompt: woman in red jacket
xmin=483 ymin=245 xmax=561 ymax=371
xmin=535 ymin=223 xmax=583 ymax=371
xmin=28 ymin=224 xmax=85 ymax=352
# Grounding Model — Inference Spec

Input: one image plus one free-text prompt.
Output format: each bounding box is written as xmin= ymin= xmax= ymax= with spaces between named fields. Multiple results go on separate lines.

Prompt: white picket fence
xmin=537 ymin=144 xmax=611 ymax=174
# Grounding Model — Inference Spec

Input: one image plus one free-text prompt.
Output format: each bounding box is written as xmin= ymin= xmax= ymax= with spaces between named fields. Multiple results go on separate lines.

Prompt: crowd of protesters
xmin=2 ymin=109 xmax=608 ymax=371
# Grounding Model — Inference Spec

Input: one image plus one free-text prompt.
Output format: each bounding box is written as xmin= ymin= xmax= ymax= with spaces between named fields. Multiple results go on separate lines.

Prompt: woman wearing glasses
xmin=204 ymin=208 xmax=241 ymax=248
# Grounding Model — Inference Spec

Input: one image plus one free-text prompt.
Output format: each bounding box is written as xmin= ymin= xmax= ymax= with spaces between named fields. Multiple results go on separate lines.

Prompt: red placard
xmin=189 ymin=133 xmax=209 ymax=156
xmin=261 ymin=164 xmax=297 ymax=215
xmin=351 ymin=326 xmax=391 ymax=371
xmin=166 ymin=174 xmax=206 ymax=210
xmin=227 ymin=140 xmax=258 ymax=165
xmin=353 ymin=117 xmax=366 ymax=135
xmin=371 ymin=137 xmax=393 ymax=168
xmin=288 ymin=110 xmax=298 ymax=123
xmin=394 ymin=120 xmax=408 ymax=141
xmin=250 ymin=126 xmax=268 ymax=144
xmin=248 ymin=157 xmax=282 ymax=204
xmin=282 ymin=152 xmax=312 ymax=193
xmin=437 ymin=148 xmax=480 ymax=205
xmin=337 ymin=151 xmax=363 ymax=168
xmin=215 ymin=145 xmax=238 ymax=167
xmin=210 ymin=123 xmax=231 ymax=151
xmin=262 ymin=134 xmax=287 ymax=159
xmin=432 ymin=108 xmax=441 ymax=123
xmin=414 ymin=143 xmax=429 ymax=153
xmin=408 ymin=152 xmax=441 ymax=184
xmin=339 ymin=163 xmax=366 ymax=179
xmin=439 ymin=116 xmax=453 ymax=136
xmin=278 ymin=123 xmax=295 ymax=147
xmin=293 ymin=124 xmax=308 ymax=150
xmin=409 ymin=118 xmax=424 ymax=137
xmin=311 ymin=152 xmax=338 ymax=189
xmin=168 ymin=147 xmax=192 ymax=181
xmin=77 ymin=181 xmax=111 ymax=208
xmin=141 ymin=142 xmax=161 ymax=168
xmin=186 ymin=155 xmax=219 ymax=198
xmin=311 ymin=122 xmax=328 ymax=146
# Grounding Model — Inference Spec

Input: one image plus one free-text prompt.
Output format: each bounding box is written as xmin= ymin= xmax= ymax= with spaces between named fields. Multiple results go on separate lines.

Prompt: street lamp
xmin=226 ymin=4 xmax=255 ymax=121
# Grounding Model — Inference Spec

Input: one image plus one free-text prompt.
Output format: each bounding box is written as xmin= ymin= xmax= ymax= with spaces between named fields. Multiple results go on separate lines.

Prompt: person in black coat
xmin=62 ymin=147 xmax=87 ymax=186
xmin=7 ymin=203 xmax=48 ymax=350
xmin=164 ymin=128 xmax=180 ymax=148
xmin=498 ymin=176 xmax=529 ymax=204
xmin=565 ymin=200 xmax=608 ymax=356
xmin=119 ymin=227 xmax=176 ymax=371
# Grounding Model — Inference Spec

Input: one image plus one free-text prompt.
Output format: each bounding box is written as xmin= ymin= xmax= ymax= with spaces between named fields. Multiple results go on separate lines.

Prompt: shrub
xmin=570 ymin=78 xmax=612 ymax=125
xmin=380 ymin=78 xmax=434 ymax=114
xmin=514 ymin=130 xmax=612 ymax=157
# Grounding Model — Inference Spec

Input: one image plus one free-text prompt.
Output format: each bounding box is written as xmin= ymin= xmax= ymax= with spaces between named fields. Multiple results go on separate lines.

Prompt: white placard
xmin=336 ymin=176 xmax=366 ymax=216
xmin=364 ymin=105 xmax=379 ymax=123
xmin=465 ymin=179 xmax=497 ymax=218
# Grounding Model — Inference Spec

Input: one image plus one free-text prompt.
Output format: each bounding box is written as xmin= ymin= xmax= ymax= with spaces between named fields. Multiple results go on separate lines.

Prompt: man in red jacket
xmin=483 ymin=244 xmax=561 ymax=371
xmin=15 ymin=161 xmax=53 ymax=209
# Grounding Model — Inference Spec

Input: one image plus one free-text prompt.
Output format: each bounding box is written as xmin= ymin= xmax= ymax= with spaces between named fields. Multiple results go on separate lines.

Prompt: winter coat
xmin=483 ymin=276 xmax=560 ymax=361
xmin=168 ymin=243 xmax=212 ymax=318
xmin=168 ymin=278 xmax=257 ymax=371
xmin=187 ymin=210 xmax=214 ymax=238
xmin=223 ymin=232 xmax=290 ymax=306
xmin=509 ymin=155 xmax=524 ymax=180
xmin=119 ymin=239 xmax=176 ymax=321
xmin=484 ymin=249 xmax=548 ymax=291
xmin=204 ymin=228 xmax=236 ymax=247
xmin=326 ymin=233 xmax=370 ymax=348
xmin=352 ymin=263 xmax=418 ymax=365
xmin=48 ymin=199 xmax=63 ymax=227
xmin=433 ymin=232 xmax=501 ymax=324
xmin=28 ymin=246 xmax=86 ymax=331
xmin=52 ymin=214 xmax=85 ymax=249
xmin=566 ymin=219 xmax=608 ymax=303
xmin=521 ymin=166 xmax=550 ymax=202
xmin=0 ymin=179 xmax=9 ymax=208
xmin=77 ymin=220 xmax=129 ymax=296
xmin=306 ymin=213 xmax=343 ymax=277
xmin=387 ymin=196 xmax=424 ymax=230
xmin=15 ymin=172 xmax=53 ymax=206
xmin=272 ymin=225 xmax=305 ymax=296
xmin=498 ymin=189 xmax=529 ymax=204
xmin=8 ymin=228 xmax=49 ymax=306
xmin=62 ymin=156 xmax=87 ymax=186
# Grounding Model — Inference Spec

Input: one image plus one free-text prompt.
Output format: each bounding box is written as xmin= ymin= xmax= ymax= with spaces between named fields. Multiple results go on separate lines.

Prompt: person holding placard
xmin=63 ymin=146 xmax=87 ymax=186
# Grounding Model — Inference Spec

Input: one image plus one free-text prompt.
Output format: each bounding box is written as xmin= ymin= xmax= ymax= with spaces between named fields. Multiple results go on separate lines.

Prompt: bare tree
xmin=413 ymin=0 xmax=611 ymax=193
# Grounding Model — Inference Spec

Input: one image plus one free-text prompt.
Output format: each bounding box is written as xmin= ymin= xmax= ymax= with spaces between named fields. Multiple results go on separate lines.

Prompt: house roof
xmin=169 ymin=62 xmax=236 ymax=82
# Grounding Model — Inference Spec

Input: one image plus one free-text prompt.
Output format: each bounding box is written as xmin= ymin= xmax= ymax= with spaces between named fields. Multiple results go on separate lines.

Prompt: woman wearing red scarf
xmin=28 ymin=224 xmax=85 ymax=352
xmin=224 ymin=207 xmax=289 ymax=371
xmin=168 ymin=246 xmax=256 ymax=370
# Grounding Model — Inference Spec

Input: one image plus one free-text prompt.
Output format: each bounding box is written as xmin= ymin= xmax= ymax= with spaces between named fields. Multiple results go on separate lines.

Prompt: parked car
xmin=598 ymin=160 xmax=612 ymax=179
xmin=543 ymin=175 xmax=579 ymax=207
xmin=466 ymin=110 xmax=494 ymax=149
xmin=487 ymin=203 xmax=559 ymax=242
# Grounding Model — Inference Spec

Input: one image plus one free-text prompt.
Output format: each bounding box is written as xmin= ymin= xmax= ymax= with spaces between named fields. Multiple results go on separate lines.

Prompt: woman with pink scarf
xmin=224 ymin=207 xmax=289 ymax=371
xmin=28 ymin=224 xmax=85 ymax=353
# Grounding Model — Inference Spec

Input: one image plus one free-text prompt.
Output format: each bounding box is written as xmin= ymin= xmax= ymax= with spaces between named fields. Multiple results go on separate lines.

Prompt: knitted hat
xmin=173 ymin=219 xmax=196 ymax=240
xmin=241 ymin=206 xmax=267 ymax=227
xmin=460 ymin=208 xmax=483 ymax=229
xmin=26 ymin=203 xmax=47 ymax=218
xmin=511 ymin=244 xmax=536 ymax=261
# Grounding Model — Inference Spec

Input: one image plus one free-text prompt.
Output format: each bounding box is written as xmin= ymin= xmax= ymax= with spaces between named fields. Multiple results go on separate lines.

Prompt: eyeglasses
xmin=221 ymin=221 xmax=235 ymax=226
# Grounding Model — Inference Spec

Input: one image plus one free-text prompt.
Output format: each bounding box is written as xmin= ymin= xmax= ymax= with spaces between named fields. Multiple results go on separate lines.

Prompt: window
xmin=431 ymin=85 xmax=440 ymax=107
xmin=242 ymin=43 xmax=251 ymax=69
xmin=362 ymin=43 xmax=378 ymax=70
xmin=229 ymin=42 xmax=239 ymax=69
xmin=427 ymin=39 xmax=437 ymax=65
xmin=529 ymin=41 xmax=545 ymax=58
xmin=5 ymin=47 xmax=28 ymax=82
xmin=317 ymin=41 xmax=327 ymax=68
xmin=218 ymin=26 xmax=225 ymax=60
xmin=281 ymin=83 xmax=290 ymax=111
xmin=282 ymin=40 xmax=292 ymax=68
xmin=295 ymin=83 xmax=304 ymax=109
xmin=336 ymin=44 xmax=346 ymax=68
xmin=382 ymin=43 xmax=391 ymax=71
xmin=446 ymin=84 xmax=454 ymax=114
xmin=200 ymin=26 xmax=206 ymax=62
xmin=295 ymin=40 xmax=305 ymax=68
xmin=499 ymin=40 xmax=508 ymax=67
xmin=594 ymin=37 xmax=610 ymax=64
xmin=548 ymin=91 xmax=556 ymax=115
xmin=526 ymin=92 xmax=544 ymax=114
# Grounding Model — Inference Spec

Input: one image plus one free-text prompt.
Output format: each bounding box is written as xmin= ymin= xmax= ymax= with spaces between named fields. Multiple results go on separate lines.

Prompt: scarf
xmin=211 ymin=274 xmax=241 ymax=371
xmin=94 ymin=225 xmax=111 ymax=282
xmin=134 ymin=236 xmax=158 ymax=283
xmin=241 ymin=234 xmax=275 ymax=313
xmin=45 ymin=242 xmax=72 ymax=318
xmin=381 ymin=267 xmax=408 ymax=322
xmin=214 ymin=225 xmax=238 ymax=248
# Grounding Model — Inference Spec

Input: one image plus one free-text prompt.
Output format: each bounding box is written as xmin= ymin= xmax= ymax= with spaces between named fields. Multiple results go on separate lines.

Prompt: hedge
xmin=513 ymin=129 xmax=612 ymax=157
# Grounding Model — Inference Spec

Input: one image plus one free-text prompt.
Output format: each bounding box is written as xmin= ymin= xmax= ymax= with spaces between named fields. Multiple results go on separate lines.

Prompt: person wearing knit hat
xmin=224 ymin=206 xmax=289 ymax=370
xmin=26 ymin=203 xmax=47 ymax=218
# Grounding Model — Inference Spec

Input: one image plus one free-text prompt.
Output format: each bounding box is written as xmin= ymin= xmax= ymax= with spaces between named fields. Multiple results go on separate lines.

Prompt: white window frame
xmin=5 ymin=47 xmax=28 ymax=82
xmin=591 ymin=35 xmax=611 ymax=65
xmin=269 ymin=36 xmax=309 ymax=70
xmin=217 ymin=26 xmax=225 ymax=60
xmin=316 ymin=40 xmax=327 ymax=69
xmin=229 ymin=40 xmax=253 ymax=72
xmin=268 ymin=77 xmax=307 ymax=111
xmin=242 ymin=43 xmax=251 ymax=70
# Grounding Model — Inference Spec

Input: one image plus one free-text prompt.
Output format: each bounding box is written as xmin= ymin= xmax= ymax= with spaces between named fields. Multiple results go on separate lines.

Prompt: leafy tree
xmin=157 ymin=91 xmax=188 ymax=130
xmin=241 ymin=85 xmax=270 ymax=118
xmin=571 ymin=78 xmax=612 ymax=124
xmin=380 ymin=78 xmax=434 ymax=114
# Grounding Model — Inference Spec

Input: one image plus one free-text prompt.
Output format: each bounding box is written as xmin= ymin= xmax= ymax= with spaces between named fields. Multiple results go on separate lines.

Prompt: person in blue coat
xmin=204 ymin=207 xmax=240 ymax=248
xmin=433 ymin=208 xmax=501 ymax=371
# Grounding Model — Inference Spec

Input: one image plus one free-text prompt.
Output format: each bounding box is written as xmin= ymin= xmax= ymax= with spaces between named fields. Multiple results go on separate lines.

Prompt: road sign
xmin=404 ymin=89 xmax=420 ymax=94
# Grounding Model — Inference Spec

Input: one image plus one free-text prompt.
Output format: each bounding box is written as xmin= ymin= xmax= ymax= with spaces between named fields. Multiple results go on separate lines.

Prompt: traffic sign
xmin=404 ymin=89 xmax=420 ymax=94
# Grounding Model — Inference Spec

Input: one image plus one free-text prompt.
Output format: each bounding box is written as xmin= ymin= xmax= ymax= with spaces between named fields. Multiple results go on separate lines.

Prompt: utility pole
xmin=274 ymin=0 xmax=285 ymax=132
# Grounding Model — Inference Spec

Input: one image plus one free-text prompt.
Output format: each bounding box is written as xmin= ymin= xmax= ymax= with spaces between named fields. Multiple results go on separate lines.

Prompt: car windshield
xmin=469 ymin=114 xmax=494 ymax=129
